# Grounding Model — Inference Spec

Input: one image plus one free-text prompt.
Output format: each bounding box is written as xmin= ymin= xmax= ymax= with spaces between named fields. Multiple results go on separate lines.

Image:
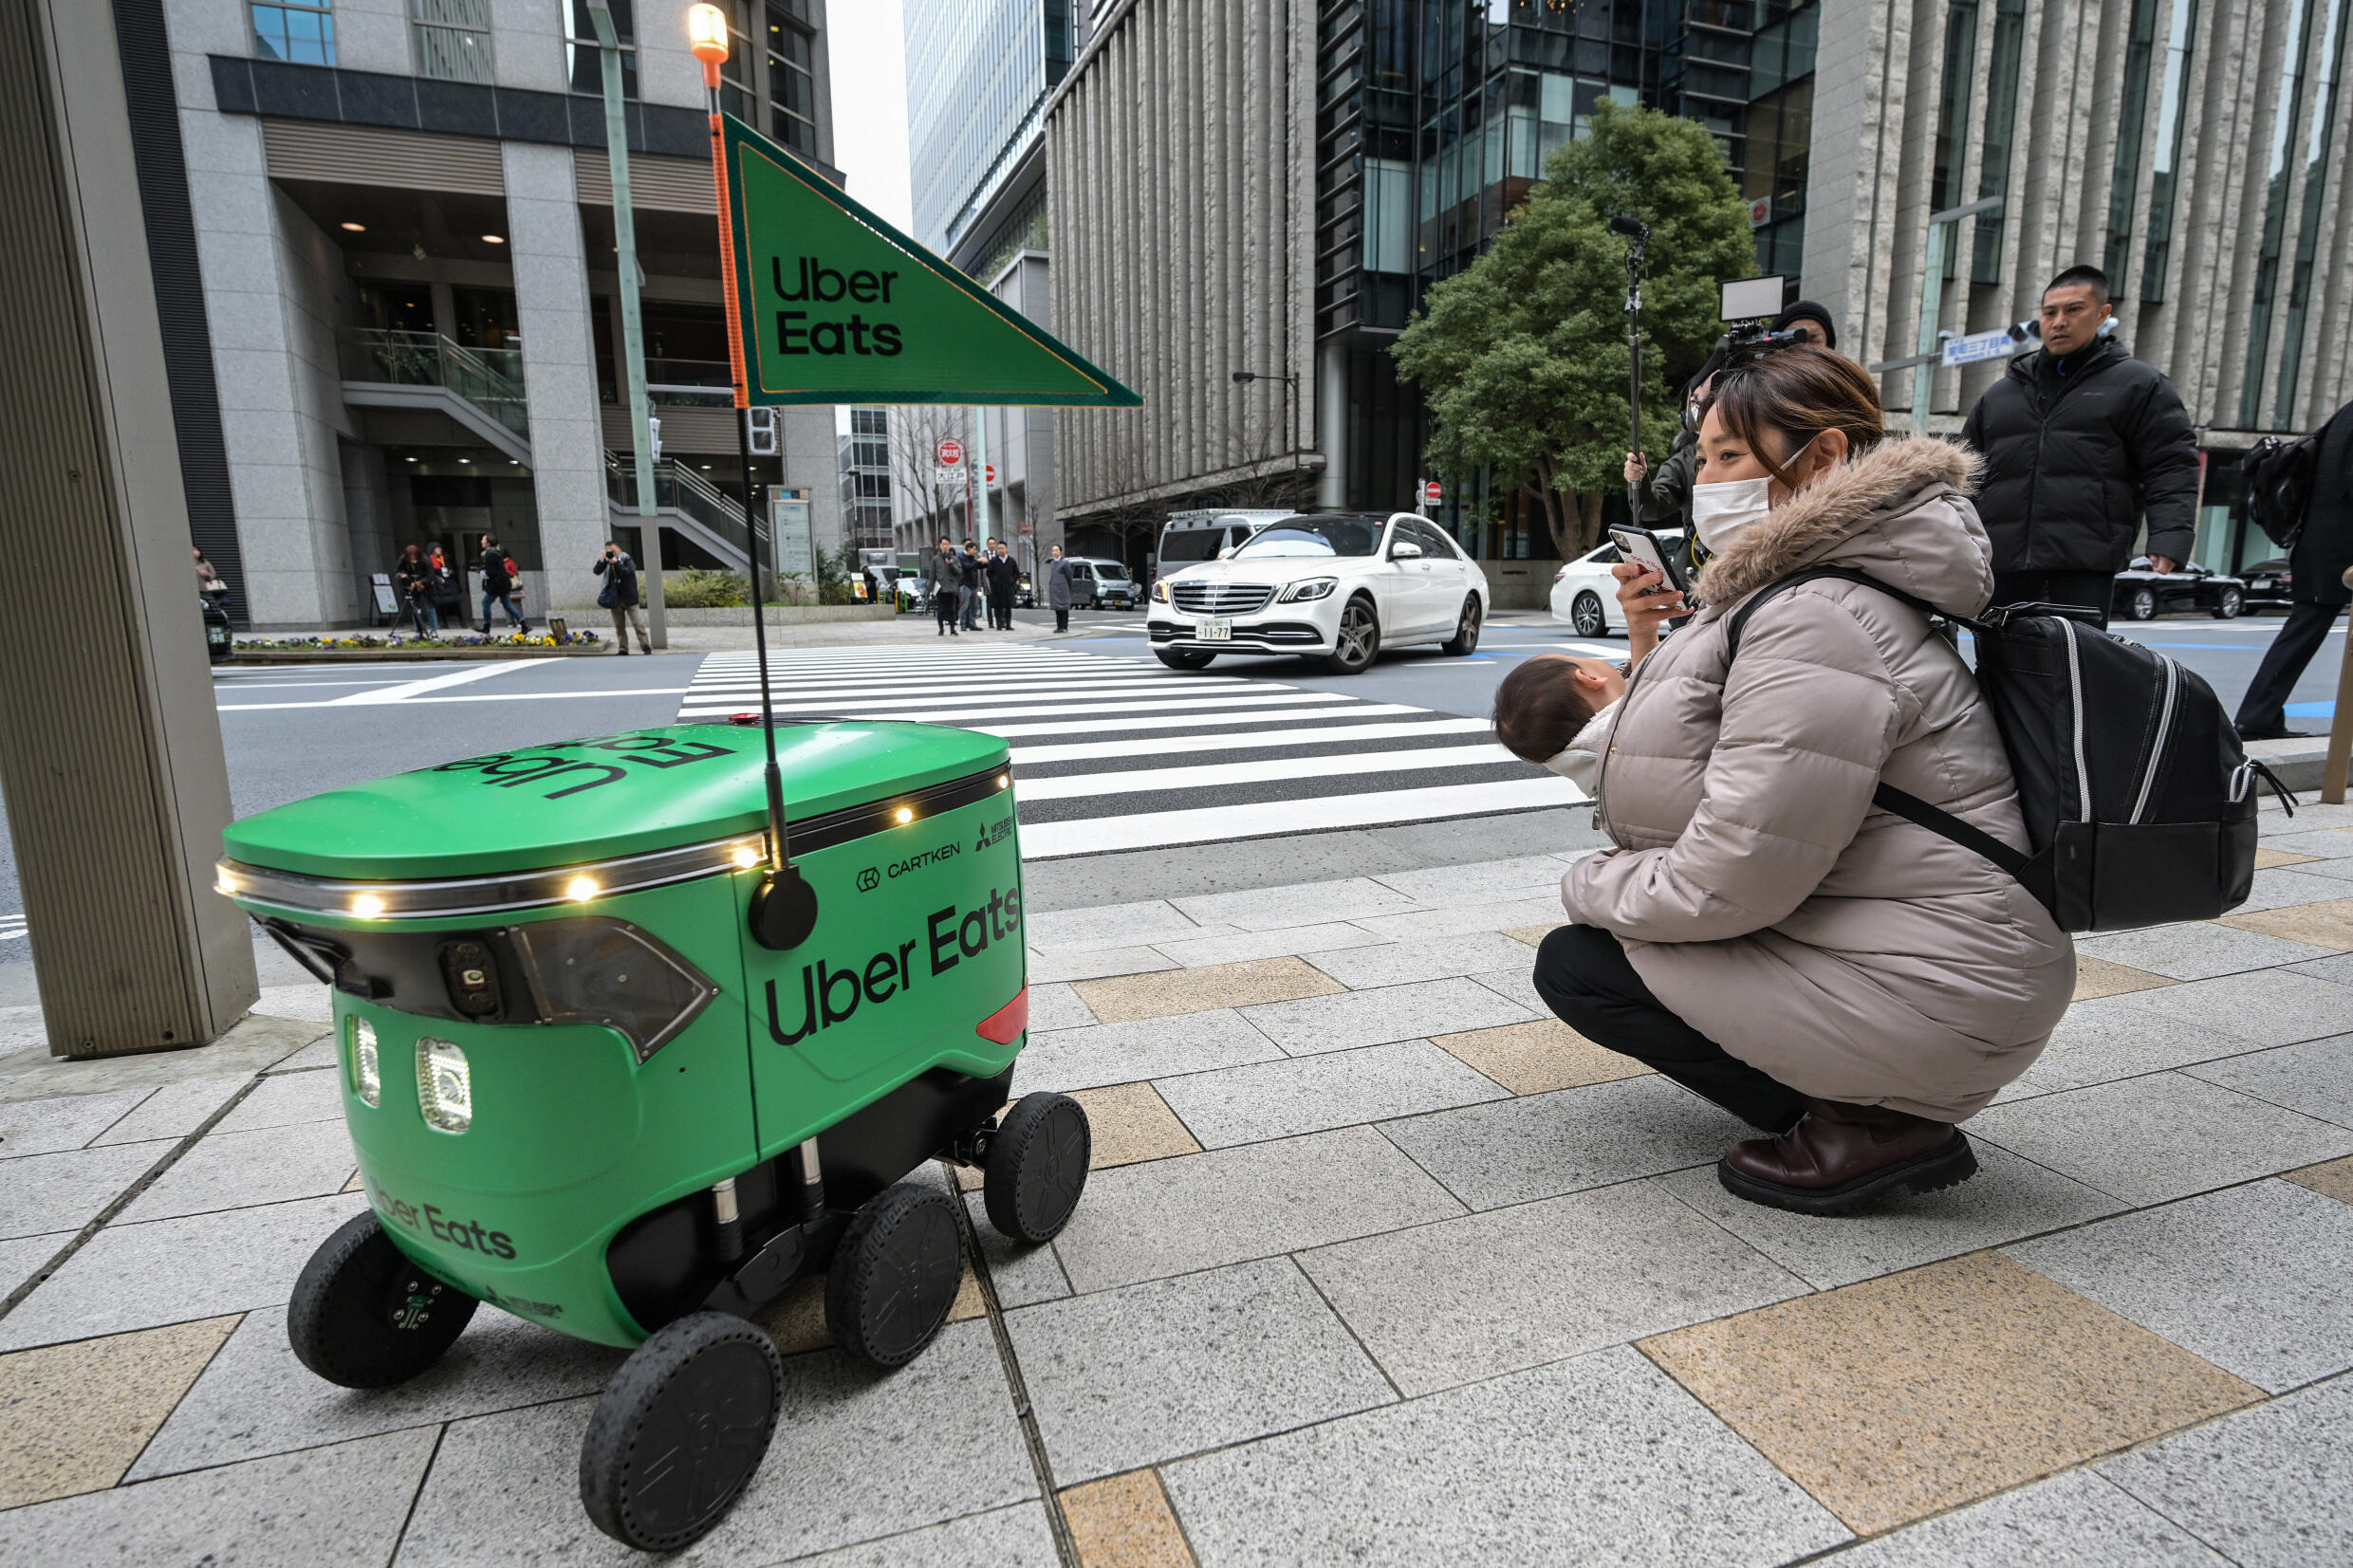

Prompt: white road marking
xmin=1018 ymin=744 xmax=1520 ymax=802
xmin=328 ymin=663 xmax=521 ymax=705
xmin=1009 ymin=717 xmax=1491 ymax=765
xmin=1020 ymin=778 xmax=1585 ymax=858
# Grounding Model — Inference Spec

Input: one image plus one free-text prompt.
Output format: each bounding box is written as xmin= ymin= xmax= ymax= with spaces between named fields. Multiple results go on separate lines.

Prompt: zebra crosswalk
xmin=677 ymin=645 xmax=1583 ymax=859
xmin=0 ymin=913 xmax=26 ymax=944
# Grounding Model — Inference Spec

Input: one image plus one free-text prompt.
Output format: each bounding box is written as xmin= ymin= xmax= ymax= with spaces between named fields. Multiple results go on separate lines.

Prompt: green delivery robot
xmin=214 ymin=716 xmax=1089 ymax=1552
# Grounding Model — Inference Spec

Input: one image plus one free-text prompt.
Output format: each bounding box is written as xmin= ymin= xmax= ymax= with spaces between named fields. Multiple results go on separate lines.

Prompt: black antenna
xmin=738 ymin=408 xmax=818 ymax=950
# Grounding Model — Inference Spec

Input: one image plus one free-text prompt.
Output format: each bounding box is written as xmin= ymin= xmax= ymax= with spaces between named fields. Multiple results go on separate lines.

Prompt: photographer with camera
xmin=1960 ymin=266 xmax=2197 ymax=623
xmin=1625 ymin=301 xmax=1839 ymax=548
xmin=593 ymin=541 xmax=652 ymax=655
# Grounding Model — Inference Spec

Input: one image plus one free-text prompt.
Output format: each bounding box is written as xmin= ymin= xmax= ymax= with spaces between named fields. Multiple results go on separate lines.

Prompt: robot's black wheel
xmin=287 ymin=1211 xmax=477 ymax=1390
xmin=824 ymin=1183 xmax=964 ymax=1370
xmin=983 ymin=1092 xmax=1092 ymax=1245
xmin=579 ymin=1311 xmax=782 ymax=1553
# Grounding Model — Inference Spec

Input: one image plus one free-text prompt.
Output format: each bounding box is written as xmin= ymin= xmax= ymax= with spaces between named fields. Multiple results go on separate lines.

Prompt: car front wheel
xmin=1441 ymin=596 xmax=1483 ymax=655
xmin=1571 ymin=591 xmax=1605 ymax=637
xmin=1322 ymin=597 xmax=1380 ymax=674
xmin=2213 ymin=586 xmax=2243 ymax=619
xmin=2126 ymin=585 xmax=2159 ymax=620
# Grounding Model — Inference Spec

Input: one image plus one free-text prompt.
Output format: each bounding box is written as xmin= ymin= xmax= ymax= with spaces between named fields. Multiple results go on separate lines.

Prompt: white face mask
xmin=1690 ymin=476 xmax=1773 ymax=553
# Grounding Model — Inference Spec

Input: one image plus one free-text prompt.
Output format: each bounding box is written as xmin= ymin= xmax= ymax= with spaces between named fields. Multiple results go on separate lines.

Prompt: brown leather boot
xmin=1717 ymin=1096 xmax=1977 ymax=1215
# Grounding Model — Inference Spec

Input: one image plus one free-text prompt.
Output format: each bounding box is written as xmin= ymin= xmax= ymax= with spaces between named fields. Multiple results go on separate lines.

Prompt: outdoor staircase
xmin=604 ymin=456 xmax=754 ymax=576
xmin=339 ymin=329 xmax=531 ymax=466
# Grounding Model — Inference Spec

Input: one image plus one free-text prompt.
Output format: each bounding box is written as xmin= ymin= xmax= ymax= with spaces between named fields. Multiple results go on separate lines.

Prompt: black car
xmin=2112 ymin=557 xmax=2247 ymax=620
xmin=2239 ymin=557 xmax=2295 ymax=613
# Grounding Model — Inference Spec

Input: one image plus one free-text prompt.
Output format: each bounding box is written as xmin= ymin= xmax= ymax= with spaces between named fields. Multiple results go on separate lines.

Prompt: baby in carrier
xmin=1491 ymin=655 xmax=1629 ymax=792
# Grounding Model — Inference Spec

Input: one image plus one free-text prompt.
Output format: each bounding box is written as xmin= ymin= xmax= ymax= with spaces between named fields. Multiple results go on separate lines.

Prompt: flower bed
xmin=235 ymin=629 xmax=601 ymax=652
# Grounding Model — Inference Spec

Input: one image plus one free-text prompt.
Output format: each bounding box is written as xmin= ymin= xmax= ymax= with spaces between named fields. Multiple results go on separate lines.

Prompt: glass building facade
xmin=904 ymin=0 xmax=1076 ymax=255
xmin=1314 ymin=0 xmax=1817 ymax=552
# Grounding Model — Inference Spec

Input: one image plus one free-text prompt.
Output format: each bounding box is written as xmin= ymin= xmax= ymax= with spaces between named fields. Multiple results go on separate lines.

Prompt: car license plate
xmin=1199 ymin=618 xmax=1231 ymax=641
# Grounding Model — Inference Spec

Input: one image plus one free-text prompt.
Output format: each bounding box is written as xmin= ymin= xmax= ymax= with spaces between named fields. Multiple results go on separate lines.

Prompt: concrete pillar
xmin=502 ymin=142 xmax=610 ymax=609
xmin=0 ymin=0 xmax=258 ymax=1054
xmin=1316 ymin=337 xmax=1348 ymax=508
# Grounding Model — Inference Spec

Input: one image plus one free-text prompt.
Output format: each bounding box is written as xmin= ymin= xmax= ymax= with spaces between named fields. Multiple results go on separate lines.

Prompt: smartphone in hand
xmin=1606 ymin=526 xmax=1687 ymax=594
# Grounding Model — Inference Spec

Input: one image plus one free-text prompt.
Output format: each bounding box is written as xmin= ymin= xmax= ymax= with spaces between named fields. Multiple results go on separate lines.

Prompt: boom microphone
xmin=1609 ymin=214 xmax=1649 ymax=238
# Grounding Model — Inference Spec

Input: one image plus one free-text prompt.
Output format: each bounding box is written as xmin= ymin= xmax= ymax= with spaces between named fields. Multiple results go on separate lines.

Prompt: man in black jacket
xmin=2235 ymin=400 xmax=2353 ymax=740
xmin=1960 ymin=266 xmax=2198 ymax=623
xmin=984 ymin=539 xmax=1020 ymax=629
xmin=929 ymin=535 xmax=963 ymax=636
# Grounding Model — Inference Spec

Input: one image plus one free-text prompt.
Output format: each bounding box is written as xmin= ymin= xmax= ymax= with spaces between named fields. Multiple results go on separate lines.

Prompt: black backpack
xmin=1726 ymin=567 xmax=2294 ymax=933
xmin=2241 ymin=427 xmax=2325 ymax=551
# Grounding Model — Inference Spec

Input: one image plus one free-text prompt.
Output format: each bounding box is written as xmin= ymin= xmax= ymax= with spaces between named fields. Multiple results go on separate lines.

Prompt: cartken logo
xmin=856 ymin=866 xmax=880 ymax=892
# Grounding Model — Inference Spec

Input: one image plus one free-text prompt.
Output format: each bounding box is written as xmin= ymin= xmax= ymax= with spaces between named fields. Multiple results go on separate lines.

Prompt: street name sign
xmin=716 ymin=115 xmax=1139 ymax=408
xmin=1941 ymin=327 xmax=2028 ymax=368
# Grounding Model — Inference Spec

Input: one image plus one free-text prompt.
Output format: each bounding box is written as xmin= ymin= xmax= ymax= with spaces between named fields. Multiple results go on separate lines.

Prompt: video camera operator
xmin=1624 ymin=298 xmax=1840 ymax=567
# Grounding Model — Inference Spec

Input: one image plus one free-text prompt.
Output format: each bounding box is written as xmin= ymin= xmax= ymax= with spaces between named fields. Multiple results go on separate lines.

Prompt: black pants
xmin=989 ymin=592 xmax=1013 ymax=629
xmin=1053 ymin=607 xmax=1069 ymax=632
xmin=1991 ymin=569 xmax=2113 ymax=627
xmin=2235 ymin=598 xmax=2346 ymax=735
xmin=1530 ymin=925 xmax=1805 ymax=1133
xmin=935 ymin=587 xmax=959 ymax=633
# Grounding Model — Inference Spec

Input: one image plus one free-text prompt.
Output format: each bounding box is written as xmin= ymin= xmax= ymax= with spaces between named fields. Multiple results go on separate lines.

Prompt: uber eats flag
xmin=716 ymin=114 xmax=1139 ymax=407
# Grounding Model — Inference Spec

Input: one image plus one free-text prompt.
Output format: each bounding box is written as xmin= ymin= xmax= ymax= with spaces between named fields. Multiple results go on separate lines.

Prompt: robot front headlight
xmin=348 ymin=1017 xmax=380 ymax=1108
xmin=417 ymin=1037 xmax=472 ymax=1134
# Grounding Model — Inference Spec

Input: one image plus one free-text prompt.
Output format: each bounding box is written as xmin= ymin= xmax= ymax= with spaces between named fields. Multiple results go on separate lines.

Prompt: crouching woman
xmin=1532 ymin=347 xmax=2072 ymax=1213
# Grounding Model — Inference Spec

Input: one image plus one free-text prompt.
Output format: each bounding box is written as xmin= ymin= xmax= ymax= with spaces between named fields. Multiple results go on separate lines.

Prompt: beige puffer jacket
xmin=1563 ymin=436 xmax=2073 ymax=1121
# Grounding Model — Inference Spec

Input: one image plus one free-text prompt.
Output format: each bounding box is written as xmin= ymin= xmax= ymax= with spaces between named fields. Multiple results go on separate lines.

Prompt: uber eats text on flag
xmin=716 ymin=114 xmax=1139 ymax=408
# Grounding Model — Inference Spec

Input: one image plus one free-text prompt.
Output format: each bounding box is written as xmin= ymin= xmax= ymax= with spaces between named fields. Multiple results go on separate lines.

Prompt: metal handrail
xmin=342 ymin=329 xmax=529 ymax=441
xmin=604 ymin=455 xmax=752 ymax=558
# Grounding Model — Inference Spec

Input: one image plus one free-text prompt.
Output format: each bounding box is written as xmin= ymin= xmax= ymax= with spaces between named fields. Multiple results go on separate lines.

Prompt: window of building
xmin=1929 ymin=2 xmax=1977 ymax=214
xmin=1970 ymin=0 xmax=2028 ymax=284
xmin=2268 ymin=0 xmax=2346 ymax=426
xmin=767 ymin=5 xmax=818 ymax=156
xmin=565 ymin=0 xmax=637 ymax=98
xmin=2101 ymin=0 xmax=2160 ymax=292
xmin=413 ymin=0 xmax=492 ymax=84
xmin=252 ymin=0 xmax=335 ymax=66
xmin=851 ymin=407 xmax=887 ymax=436
xmin=2240 ymin=0 xmax=2322 ymax=427
xmin=2140 ymin=0 xmax=2201 ymax=302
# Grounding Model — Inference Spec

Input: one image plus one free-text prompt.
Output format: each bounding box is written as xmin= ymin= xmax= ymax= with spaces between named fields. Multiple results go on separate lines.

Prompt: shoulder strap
xmin=1722 ymin=565 xmax=2029 ymax=880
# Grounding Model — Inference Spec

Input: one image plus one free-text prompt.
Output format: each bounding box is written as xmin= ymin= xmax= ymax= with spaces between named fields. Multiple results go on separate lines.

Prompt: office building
xmin=140 ymin=0 xmax=844 ymax=626
xmin=838 ymin=406 xmax=895 ymax=553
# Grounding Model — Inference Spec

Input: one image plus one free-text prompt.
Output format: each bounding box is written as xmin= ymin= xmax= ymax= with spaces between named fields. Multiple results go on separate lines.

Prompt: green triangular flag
xmin=719 ymin=114 xmax=1139 ymax=408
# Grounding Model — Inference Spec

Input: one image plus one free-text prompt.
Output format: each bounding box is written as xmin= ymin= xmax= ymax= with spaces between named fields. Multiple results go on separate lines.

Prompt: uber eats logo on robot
xmin=766 ymin=885 xmax=1023 ymax=1045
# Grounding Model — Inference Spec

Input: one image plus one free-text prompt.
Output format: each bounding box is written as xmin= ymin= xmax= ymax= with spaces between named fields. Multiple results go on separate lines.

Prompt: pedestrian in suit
xmin=2236 ymin=399 xmax=2353 ymax=739
xmin=930 ymin=536 xmax=963 ymax=636
xmin=986 ymin=540 xmax=1019 ymax=629
xmin=1046 ymin=544 xmax=1073 ymax=633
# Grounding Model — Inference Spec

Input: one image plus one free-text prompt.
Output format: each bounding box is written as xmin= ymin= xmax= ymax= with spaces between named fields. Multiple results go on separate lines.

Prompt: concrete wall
xmin=502 ymin=140 xmax=607 ymax=608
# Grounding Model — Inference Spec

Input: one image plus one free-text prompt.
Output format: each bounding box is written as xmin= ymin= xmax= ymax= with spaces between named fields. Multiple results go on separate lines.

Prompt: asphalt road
xmin=0 ymin=602 xmax=2342 ymax=947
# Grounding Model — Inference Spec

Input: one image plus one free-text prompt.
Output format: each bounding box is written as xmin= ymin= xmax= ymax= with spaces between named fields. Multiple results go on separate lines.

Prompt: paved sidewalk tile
xmin=2287 ymin=1153 xmax=2353 ymax=1206
xmin=1060 ymin=1471 xmax=1193 ymax=1568
xmin=1818 ymin=1467 xmax=2229 ymax=1566
xmin=0 ymin=1192 xmax=368 ymax=1352
xmin=1171 ymin=878 xmax=1423 ymax=932
xmin=1069 ymin=1081 xmax=1201 ymax=1169
xmin=1049 ymin=1127 xmax=1463 ymax=1294
xmin=2100 ymin=1374 xmax=2353 ymax=1568
xmin=2101 ymin=969 xmax=2353 ymax=1047
xmin=2186 ymin=1035 xmax=2353 ymax=1128
xmin=1008 ymin=1257 xmax=1394 ymax=1484
xmin=1013 ymin=1012 xmax=1284 ymax=1096
xmin=127 ymin=1304 xmax=620 ymax=1479
xmin=2008 ymin=998 xmax=2270 ymax=1096
xmin=2257 ymin=829 xmax=2353 ymax=860
xmin=0 ymin=1234 xmax=64 ymax=1300
xmin=1073 ymin=957 xmax=1343 ymax=1024
xmin=1639 ymin=1252 xmax=2261 ymax=1536
xmin=1152 ymin=1041 xmax=1508 ymax=1148
xmin=1028 ymin=901 xmax=1237 ymax=954
xmin=1028 ymin=982 xmax=1100 ymax=1032
xmin=2075 ymin=923 xmax=2339 ymax=980
xmin=0 ymin=1142 xmax=168 ymax=1243
xmin=2285 ymin=857 xmax=2353 ymax=885
xmin=2009 ymin=1180 xmax=2353 ymax=1394
xmin=116 ymin=1119 xmax=358 ymax=1226
xmin=1430 ymin=1019 xmax=1650 ymax=1094
xmin=1367 ymin=855 xmax=1575 ymax=907
xmin=2222 ymin=898 xmax=2353 ymax=951
xmin=2256 ymin=846 xmax=2324 ymax=869
xmin=1969 ymin=1073 xmax=2353 ymax=1206
xmin=396 ymin=1323 xmax=1035 ymax=1567
xmin=1161 ymin=1343 xmax=1849 ymax=1568
xmin=964 ymin=1192 xmax=1073 ymax=1309
xmin=1298 ymin=1183 xmax=1806 ymax=1396
xmin=1302 ymin=931 xmax=1535 ymax=989
xmin=0 ymin=1425 xmax=435 ymax=1568
xmin=1349 ymin=897 xmax=1566 ymax=942
xmin=1380 ymin=1076 xmax=1750 ymax=1211
xmin=0 ymin=1090 xmax=150 ymax=1161
xmin=262 ymin=1037 xmax=340 ymax=1074
xmin=1241 ymin=977 xmax=1534 ymax=1056
xmin=1653 ymin=1141 xmax=2124 ymax=1290
xmin=2289 ymin=950 xmax=2353 ymax=984
xmin=2071 ymin=954 xmax=2177 ymax=1000
xmin=208 ymin=1068 xmax=344 ymax=1134
xmin=1028 ymin=947 xmax=1181 ymax=985
xmin=1147 ymin=922 xmax=1384 ymax=969
xmin=86 ymin=1077 xmax=250 ymax=1146
xmin=1503 ymin=921 xmax=1565 ymax=947
xmin=0 ymin=1316 xmax=237 ymax=1508
xmin=795 ymin=1503 xmax=1060 ymax=1566
xmin=2230 ymin=868 xmax=2352 ymax=912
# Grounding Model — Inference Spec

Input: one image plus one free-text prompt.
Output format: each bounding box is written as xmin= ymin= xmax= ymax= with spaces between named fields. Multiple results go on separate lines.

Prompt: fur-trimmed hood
xmin=1694 ymin=435 xmax=1992 ymax=617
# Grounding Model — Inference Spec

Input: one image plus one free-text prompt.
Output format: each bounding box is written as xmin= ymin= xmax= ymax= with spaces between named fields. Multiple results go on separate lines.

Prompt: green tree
xmin=1393 ymin=101 xmax=1758 ymax=559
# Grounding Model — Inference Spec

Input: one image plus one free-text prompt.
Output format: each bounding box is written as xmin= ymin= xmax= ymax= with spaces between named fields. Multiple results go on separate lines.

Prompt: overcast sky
xmin=826 ymin=0 xmax=913 ymax=233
